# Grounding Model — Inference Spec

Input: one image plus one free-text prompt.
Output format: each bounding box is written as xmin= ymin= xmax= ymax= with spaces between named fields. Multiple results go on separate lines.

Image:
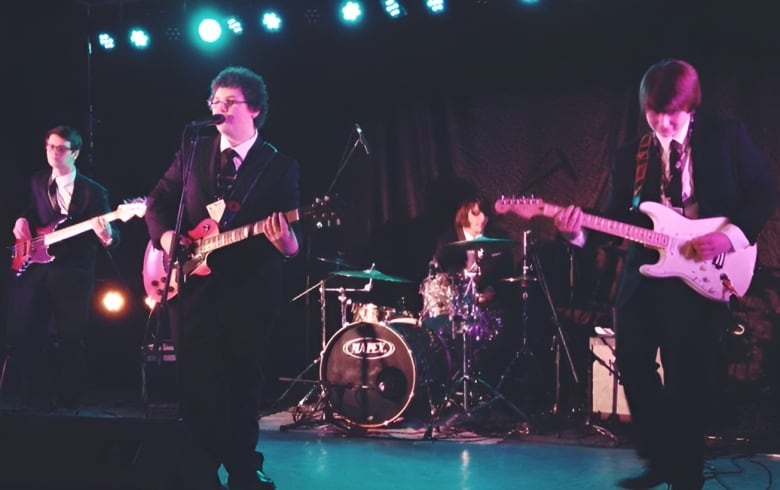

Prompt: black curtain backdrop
xmin=3 ymin=0 xmax=779 ymax=390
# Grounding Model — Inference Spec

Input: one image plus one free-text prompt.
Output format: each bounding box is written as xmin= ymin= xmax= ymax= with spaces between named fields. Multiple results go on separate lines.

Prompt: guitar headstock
xmin=303 ymin=194 xmax=343 ymax=229
xmin=494 ymin=196 xmax=546 ymax=220
xmin=116 ymin=197 xmax=148 ymax=221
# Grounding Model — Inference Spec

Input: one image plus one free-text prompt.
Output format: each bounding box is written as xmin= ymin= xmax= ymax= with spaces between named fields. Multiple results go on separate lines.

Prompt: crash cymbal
xmin=315 ymin=256 xmax=356 ymax=268
xmin=444 ymin=236 xmax=515 ymax=252
xmin=331 ymin=268 xmax=413 ymax=283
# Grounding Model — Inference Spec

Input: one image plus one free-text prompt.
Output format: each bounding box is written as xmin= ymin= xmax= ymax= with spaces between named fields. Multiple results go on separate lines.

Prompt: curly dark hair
xmin=210 ymin=66 xmax=269 ymax=128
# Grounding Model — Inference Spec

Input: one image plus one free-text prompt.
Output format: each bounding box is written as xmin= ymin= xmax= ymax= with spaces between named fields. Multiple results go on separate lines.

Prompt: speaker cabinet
xmin=590 ymin=335 xmax=663 ymax=421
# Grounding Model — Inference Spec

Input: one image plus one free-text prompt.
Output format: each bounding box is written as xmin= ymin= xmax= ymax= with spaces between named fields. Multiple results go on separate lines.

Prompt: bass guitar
xmin=10 ymin=198 xmax=147 ymax=275
xmin=494 ymin=196 xmax=755 ymax=302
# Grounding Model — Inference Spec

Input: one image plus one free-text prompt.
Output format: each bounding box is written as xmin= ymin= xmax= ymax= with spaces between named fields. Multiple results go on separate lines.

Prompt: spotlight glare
xmin=101 ymin=289 xmax=126 ymax=314
xmin=261 ymin=11 xmax=283 ymax=32
xmin=198 ymin=18 xmax=223 ymax=43
xmin=97 ymin=32 xmax=115 ymax=50
xmin=227 ymin=17 xmax=243 ymax=34
xmin=383 ymin=0 xmax=407 ymax=18
xmin=341 ymin=1 xmax=364 ymax=23
xmin=425 ymin=0 xmax=446 ymax=13
xmin=128 ymin=28 xmax=150 ymax=48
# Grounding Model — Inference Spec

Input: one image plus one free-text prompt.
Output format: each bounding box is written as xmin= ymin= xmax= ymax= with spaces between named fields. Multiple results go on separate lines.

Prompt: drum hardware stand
xmin=432 ymin=251 xmax=527 ymax=432
xmin=273 ymin=273 xmax=374 ymax=422
xmin=502 ymin=246 xmax=616 ymax=442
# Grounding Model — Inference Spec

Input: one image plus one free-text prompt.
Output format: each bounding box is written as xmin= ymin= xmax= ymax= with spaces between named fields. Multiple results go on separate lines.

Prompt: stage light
xmin=340 ymin=1 xmax=364 ymax=23
xmin=425 ymin=0 xmax=446 ymax=14
xmin=101 ymin=289 xmax=127 ymax=314
xmin=261 ymin=11 xmax=283 ymax=32
xmin=303 ymin=7 xmax=322 ymax=25
xmin=97 ymin=32 xmax=116 ymax=50
xmin=128 ymin=28 xmax=150 ymax=49
xmin=227 ymin=16 xmax=243 ymax=35
xmin=197 ymin=17 xmax=223 ymax=43
xmin=165 ymin=26 xmax=182 ymax=41
xmin=383 ymin=0 xmax=407 ymax=18
xmin=519 ymin=0 xmax=539 ymax=4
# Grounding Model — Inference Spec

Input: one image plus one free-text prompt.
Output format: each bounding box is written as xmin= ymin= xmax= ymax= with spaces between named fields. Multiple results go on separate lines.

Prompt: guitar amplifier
xmin=590 ymin=335 xmax=663 ymax=422
xmin=141 ymin=341 xmax=177 ymax=409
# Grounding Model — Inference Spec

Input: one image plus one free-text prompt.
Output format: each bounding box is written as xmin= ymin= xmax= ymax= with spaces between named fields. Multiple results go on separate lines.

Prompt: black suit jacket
xmin=603 ymin=118 xmax=776 ymax=307
xmin=145 ymin=133 xmax=301 ymax=282
xmin=20 ymin=169 xmax=118 ymax=273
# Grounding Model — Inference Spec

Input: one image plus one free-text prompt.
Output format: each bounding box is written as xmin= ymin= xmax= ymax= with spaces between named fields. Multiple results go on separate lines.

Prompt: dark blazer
xmin=145 ymin=133 xmax=301 ymax=279
xmin=603 ymin=117 xmax=776 ymax=307
xmin=20 ymin=169 xmax=118 ymax=273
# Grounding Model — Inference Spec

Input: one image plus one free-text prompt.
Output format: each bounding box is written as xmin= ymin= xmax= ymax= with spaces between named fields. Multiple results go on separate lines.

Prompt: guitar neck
xmin=539 ymin=203 xmax=669 ymax=249
xmin=196 ymin=221 xmax=265 ymax=255
xmin=43 ymin=209 xmax=123 ymax=246
xmin=194 ymin=209 xmax=299 ymax=255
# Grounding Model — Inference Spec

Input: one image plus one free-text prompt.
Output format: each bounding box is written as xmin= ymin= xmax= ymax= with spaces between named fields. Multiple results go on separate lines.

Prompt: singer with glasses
xmin=4 ymin=125 xmax=118 ymax=413
xmin=145 ymin=66 xmax=301 ymax=490
xmin=552 ymin=59 xmax=775 ymax=490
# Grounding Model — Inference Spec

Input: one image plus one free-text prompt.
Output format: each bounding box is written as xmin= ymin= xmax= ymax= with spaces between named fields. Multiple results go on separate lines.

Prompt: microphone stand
xmin=147 ymin=126 xmax=202 ymax=360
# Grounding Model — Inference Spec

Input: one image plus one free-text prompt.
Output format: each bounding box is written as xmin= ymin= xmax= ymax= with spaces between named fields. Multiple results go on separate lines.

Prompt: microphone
xmin=187 ymin=114 xmax=226 ymax=127
xmin=354 ymin=123 xmax=371 ymax=155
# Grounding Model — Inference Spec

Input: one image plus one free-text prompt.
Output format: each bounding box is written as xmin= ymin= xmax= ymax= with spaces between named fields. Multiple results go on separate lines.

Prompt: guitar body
xmin=494 ymin=196 xmax=755 ymax=302
xmin=141 ymin=218 xmax=220 ymax=302
xmin=636 ymin=202 xmax=756 ymax=301
xmin=10 ymin=219 xmax=64 ymax=274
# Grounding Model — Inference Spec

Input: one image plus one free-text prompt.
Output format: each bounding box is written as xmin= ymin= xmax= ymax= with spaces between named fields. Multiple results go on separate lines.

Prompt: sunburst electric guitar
xmin=10 ymin=198 xmax=147 ymax=276
xmin=494 ymin=197 xmax=756 ymax=302
xmin=142 ymin=195 xmax=342 ymax=303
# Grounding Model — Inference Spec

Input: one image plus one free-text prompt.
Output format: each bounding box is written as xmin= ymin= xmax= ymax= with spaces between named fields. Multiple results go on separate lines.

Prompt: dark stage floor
xmin=0 ymin=379 xmax=778 ymax=490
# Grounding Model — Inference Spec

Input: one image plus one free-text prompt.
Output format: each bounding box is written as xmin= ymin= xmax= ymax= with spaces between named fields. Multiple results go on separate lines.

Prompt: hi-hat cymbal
xmin=331 ymin=268 xmax=413 ymax=283
xmin=316 ymin=256 xmax=356 ymax=268
xmin=443 ymin=236 xmax=515 ymax=252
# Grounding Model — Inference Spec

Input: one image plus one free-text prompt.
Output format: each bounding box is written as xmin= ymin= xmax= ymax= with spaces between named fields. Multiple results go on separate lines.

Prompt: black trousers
xmin=616 ymin=277 xmax=728 ymax=486
xmin=4 ymin=264 xmax=92 ymax=406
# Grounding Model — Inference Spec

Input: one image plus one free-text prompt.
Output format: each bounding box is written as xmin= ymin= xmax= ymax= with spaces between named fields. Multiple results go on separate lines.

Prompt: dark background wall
xmin=2 ymin=0 xmax=779 ymax=399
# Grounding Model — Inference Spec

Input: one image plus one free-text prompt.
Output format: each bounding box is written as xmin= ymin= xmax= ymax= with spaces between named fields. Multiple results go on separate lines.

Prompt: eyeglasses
xmin=45 ymin=144 xmax=73 ymax=155
xmin=206 ymin=98 xmax=247 ymax=110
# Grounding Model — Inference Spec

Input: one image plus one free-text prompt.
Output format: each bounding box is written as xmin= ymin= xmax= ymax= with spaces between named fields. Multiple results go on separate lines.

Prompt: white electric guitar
xmin=494 ymin=196 xmax=756 ymax=302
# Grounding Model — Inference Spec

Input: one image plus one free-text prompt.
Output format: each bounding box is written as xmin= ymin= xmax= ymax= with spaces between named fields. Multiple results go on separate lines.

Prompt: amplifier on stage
xmin=141 ymin=341 xmax=177 ymax=410
xmin=590 ymin=333 xmax=663 ymax=422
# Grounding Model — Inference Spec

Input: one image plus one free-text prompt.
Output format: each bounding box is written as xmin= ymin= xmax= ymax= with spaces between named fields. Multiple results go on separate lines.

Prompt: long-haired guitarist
xmin=552 ymin=59 xmax=775 ymax=489
xmin=144 ymin=66 xmax=299 ymax=490
xmin=6 ymin=125 xmax=119 ymax=412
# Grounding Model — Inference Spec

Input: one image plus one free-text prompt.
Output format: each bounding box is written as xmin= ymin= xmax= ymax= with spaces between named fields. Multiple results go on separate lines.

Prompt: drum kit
xmin=281 ymin=233 xmax=569 ymax=434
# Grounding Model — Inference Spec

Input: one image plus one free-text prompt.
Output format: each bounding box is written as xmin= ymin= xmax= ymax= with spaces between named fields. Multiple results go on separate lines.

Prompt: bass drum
xmin=320 ymin=320 xmax=451 ymax=428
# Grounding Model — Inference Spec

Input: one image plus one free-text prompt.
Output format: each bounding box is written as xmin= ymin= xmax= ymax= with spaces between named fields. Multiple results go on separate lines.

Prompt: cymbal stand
xmin=529 ymin=252 xmax=615 ymax=442
xmin=435 ymin=250 xmax=527 ymax=429
xmin=495 ymin=230 xmax=538 ymax=394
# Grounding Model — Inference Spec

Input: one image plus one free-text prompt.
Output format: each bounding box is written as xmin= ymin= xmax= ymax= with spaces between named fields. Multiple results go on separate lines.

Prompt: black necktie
xmin=49 ymin=180 xmax=62 ymax=214
xmin=218 ymin=148 xmax=238 ymax=197
xmin=665 ymin=141 xmax=683 ymax=207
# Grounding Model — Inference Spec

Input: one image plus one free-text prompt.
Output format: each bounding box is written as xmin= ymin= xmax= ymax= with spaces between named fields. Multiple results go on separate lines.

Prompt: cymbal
xmin=316 ymin=256 xmax=356 ymax=268
xmin=501 ymin=275 xmax=537 ymax=284
xmin=331 ymin=268 xmax=413 ymax=283
xmin=444 ymin=236 xmax=515 ymax=252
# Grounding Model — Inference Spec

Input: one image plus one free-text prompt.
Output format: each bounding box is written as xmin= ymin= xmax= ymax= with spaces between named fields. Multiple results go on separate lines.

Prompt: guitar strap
xmin=631 ymin=132 xmax=653 ymax=211
xmin=219 ymin=141 xmax=279 ymax=230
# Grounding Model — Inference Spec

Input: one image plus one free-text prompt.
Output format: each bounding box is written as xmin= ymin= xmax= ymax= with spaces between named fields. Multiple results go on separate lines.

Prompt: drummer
xmin=432 ymin=195 xmax=513 ymax=306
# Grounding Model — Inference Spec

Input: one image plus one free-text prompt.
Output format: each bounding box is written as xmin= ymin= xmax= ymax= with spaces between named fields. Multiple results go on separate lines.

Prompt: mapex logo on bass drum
xmin=342 ymin=337 xmax=396 ymax=359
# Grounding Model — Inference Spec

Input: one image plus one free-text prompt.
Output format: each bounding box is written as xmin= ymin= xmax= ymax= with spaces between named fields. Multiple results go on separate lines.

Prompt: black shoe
xmin=616 ymin=467 xmax=669 ymax=489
